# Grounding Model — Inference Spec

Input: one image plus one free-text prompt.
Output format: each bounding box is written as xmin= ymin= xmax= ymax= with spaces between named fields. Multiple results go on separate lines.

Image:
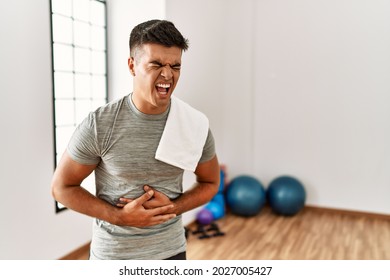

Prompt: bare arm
xmin=51 ymin=151 xmax=176 ymax=227
xmin=171 ymin=155 xmax=220 ymax=215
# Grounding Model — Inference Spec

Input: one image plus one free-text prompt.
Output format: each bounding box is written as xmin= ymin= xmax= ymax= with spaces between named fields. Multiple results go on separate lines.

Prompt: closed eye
xmin=150 ymin=61 xmax=163 ymax=68
xmin=149 ymin=61 xmax=181 ymax=71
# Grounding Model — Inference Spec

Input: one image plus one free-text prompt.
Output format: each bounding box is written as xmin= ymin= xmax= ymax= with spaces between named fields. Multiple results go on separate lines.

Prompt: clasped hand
xmin=115 ymin=185 xmax=176 ymax=227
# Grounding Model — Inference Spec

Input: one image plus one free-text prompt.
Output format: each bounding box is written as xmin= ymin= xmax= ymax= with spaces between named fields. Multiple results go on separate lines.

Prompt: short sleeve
xmin=67 ymin=112 xmax=101 ymax=165
xmin=199 ymin=129 xmax=216 ymax=163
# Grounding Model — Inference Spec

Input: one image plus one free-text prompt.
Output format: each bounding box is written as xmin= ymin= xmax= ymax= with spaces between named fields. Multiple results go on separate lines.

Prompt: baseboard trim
xmin=304 ymin=205 xmax=390 ymax=220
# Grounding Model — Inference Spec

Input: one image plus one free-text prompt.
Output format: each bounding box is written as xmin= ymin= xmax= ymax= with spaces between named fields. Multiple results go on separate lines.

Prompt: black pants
xmin=164 ymin=251 xmax=186 ymax=260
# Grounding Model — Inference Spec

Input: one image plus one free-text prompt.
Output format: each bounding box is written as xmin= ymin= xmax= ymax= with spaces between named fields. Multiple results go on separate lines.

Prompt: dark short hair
xmin=129 ymin=19 xmax=189 ymax=57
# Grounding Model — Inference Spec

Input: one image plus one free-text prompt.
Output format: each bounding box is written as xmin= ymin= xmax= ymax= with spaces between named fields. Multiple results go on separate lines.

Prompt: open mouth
xmin=156 ymin=83 xmax=171 ymax=95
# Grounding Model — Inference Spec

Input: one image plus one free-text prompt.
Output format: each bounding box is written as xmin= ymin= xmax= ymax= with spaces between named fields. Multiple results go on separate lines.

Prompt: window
xmin=50 ymin=0 xmax=108 ymax=212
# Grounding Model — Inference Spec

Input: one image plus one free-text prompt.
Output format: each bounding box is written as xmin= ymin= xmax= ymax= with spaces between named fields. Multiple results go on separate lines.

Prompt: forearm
xmin=172 ymin=181 xmax=219 ymax=215
xmin=52 ymin=183 xmax=120 ymax=224
xmin=171 ymin=155 xmax=220 ymax=215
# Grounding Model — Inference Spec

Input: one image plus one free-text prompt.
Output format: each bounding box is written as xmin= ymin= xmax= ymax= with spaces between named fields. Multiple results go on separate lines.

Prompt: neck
xmin=131 ymin=91 xmax=169 ymax=115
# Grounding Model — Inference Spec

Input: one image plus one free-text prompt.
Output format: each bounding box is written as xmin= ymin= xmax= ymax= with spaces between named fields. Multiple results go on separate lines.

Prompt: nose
xmin=160 ymin=65 xmax=173 ymax=80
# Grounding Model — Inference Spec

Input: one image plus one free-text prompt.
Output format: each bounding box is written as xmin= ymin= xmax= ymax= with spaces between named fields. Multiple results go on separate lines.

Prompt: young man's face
xmin=129 ymin=43 xmax=182 ymax=115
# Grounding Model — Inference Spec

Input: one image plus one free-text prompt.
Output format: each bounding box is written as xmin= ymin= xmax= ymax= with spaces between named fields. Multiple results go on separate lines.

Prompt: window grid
xmin=50 ymin=0 xmax=108 ymax=212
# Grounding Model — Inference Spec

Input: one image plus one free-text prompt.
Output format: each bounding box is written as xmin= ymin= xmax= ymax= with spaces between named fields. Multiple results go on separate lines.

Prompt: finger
xmin=116 ymin=202 xmax=129 ymax=208
xmin=144 ymin=185 xmax=164 ymax=199
xmin=149 ymin=213 xmax=177 ymax=226
xmin=116 ymin=197 xmax=133 ymax=207
xmin=143 ymin=185 xmax=153 ymax=193
xmin=147 ymin=204 xmax=175 ymax=216
xmin=143 ymin=185 xmax=159 ymax=200
xmin=134 ymin=190 xmax=154 ymax=205
xmin=119 ymin=197 xmax=133 ymax=203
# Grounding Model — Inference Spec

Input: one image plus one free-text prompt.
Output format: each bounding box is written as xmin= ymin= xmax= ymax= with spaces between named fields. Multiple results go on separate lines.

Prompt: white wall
xmin=107 ymin=0 xmax=165 ymax=101
xmin=253 ymin=0 xmax=390 ymax=213
xmin=0 ymin=0 xmax=92 ymax=259
xmin=166 ymin=0 xmax=390 ymax=215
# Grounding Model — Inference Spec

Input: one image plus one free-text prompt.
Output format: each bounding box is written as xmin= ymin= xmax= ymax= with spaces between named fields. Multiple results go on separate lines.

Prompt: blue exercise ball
xmin=211 ymin=193 xmax=225 ymax=208
xmin=267 ymin=176 xmax=306 ymax=216
xmin=226 ymin=175 xmax=266 ymax=216
xmin=205 ymin=200 xmax=225 ymax=220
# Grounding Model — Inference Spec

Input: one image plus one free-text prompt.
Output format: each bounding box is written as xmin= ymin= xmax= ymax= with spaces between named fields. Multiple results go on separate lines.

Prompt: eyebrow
xmin=150 ymin=60 xmax=163 ymax=66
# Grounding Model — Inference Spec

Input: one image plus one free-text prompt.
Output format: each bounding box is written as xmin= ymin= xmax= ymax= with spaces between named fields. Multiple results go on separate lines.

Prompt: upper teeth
xmin=157 ymin=83 xmax=170 ymax=88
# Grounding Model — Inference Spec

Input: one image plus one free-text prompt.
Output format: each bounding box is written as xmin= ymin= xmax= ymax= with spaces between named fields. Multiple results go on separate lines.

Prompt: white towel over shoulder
xmin=155 ymin=96 xmax=209 ymax=172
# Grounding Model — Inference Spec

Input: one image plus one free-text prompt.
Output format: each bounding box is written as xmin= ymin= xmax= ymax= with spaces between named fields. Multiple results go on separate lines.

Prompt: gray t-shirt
xmin=67 ymin=93 xmax=215 ymax=259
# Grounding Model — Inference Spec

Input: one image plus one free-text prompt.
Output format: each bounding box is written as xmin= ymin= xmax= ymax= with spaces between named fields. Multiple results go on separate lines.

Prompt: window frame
xmin=49 ymin=0 xmax=108 ymax=213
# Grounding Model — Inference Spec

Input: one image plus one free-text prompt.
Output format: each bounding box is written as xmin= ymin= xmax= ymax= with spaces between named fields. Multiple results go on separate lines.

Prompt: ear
xmin=128 ymin=57 xmax=136 ymax=76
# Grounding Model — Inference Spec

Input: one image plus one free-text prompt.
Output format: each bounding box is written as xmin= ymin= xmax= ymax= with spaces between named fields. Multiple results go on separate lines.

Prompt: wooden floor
xmin=186 ymin=206 xmax=390 ymax=260
xmin=62 ymin=206 xmax=390 ymax=260
xmin=60 ymin=242 xmax=90 ymax=260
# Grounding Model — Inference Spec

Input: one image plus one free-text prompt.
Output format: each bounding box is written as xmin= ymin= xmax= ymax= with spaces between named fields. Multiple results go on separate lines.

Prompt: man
xmin=51 ymin=19 xmax=220 ymax=260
